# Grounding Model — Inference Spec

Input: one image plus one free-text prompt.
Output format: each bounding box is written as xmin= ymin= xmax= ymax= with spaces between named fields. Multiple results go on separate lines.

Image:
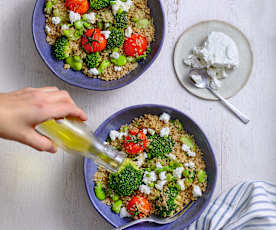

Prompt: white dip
xmin=184 ymin=32 xmax=239 ymax=90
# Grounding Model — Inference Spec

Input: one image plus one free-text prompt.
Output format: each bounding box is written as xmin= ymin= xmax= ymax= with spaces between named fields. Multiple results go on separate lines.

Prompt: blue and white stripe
xmin=185 ymin=181 xmax=276 ymax=230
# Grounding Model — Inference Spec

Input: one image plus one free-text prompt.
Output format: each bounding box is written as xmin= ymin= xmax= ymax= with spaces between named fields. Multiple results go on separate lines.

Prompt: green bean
xmin=148 ymin=182 xmax=155 ymax=188
xmin=122 ymin=125 xmax=128 ymax=132
xmin=53 ymin=8 xmax=59 ymax=17
xmin=45 ymin=1 xmax=53 ymax=9
xmin=136 ymin=18 xmax=150 ymax=29
xmin=74 ymin=20 xmax=83 ymax=30
xmin=112 ymin=200 xmax=122 ymax=214
xmin=94 ymin=182 xmax=106 ymax=201
xmin=45 ymin=1 xmax=53 ymax=14
xmin=98 ymin=60 xmax=110 ymax=74
xmin=65 ymin=56 xmax=83 ymax=71
xmin=83 ymin=22 xmax=92 ymax=29
xmin=97 ymin=21 xmax=103 ymax=30
xmin=112 ymin=47 xmax=119 ymax=52
xmin=183 ymin=169 xmax=190 ymax=178
xmin=111 ymin=193 xmax=120 ymax=201
xmin=111 ymin=55 xmax=127 ymax=66
xmin=185 ymin=178 xmax=192 ymax=187
xmin=197 ymin=170 xmax=207 ymax=183
xmin=156 ymin=166 xmax=169 ymax=174
xmin=63 ymin=29 xmax=73 ymax=39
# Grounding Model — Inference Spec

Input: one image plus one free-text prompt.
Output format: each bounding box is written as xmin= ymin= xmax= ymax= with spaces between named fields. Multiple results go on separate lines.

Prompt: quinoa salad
xmin=94 ymin=113 xmax=207 ymax=219
xmin=44 ymin=0 xmax=155 ymax=81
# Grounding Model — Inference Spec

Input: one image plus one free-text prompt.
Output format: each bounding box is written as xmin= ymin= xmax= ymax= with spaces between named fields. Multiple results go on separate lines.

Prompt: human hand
xmin=0 ymin=87 xmax=87 ymax=153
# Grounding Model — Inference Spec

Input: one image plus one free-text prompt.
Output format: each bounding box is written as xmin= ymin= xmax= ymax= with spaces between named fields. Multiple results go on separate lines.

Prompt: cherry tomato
xmin=124 ymin=130 xmax=147 ymax=155
xmin=127 ymin=195 xmax=151 ymax=219
xmin=81 ymin=29 xmax=107 ymax=53
xmin=65 ymin=0 xmax=89 ymax=15
xmin=123 ymin=34 xmax=148 ymax=57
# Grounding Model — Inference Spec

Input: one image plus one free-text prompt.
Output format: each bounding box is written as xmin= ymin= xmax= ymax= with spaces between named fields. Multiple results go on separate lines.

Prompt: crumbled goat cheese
xmin=109 ymin=130 xmax=120 ymax=141
xmin=155 ymin=180 xmax=167 ymax=190
xmin=111 ymin=0 xmax=133 ymax=15
xmin=177 ymin=179 xmax=185 ymax=191
xmin=139 ymin=184 xmax=151 ymax=195
xmin=168 ymin=153 xmax=176 ymax=160
xmin=101 ymin=30 xmax=111 ymax=39
xmin=114 ymin=66 xmax=122 ymax=72
xmin=173 ymin=167 xmax=184 ymax=179
xmin=85 ymin=12 xmax=96 ymax=24
xmin=125 ymin=26 xmax=133 ymax=38
xmin=209 ymin=75 xmax=222 ymax=90
xmin=193 ymin=185 xmax=202 ymax=197
xmin=160 ymin=127 xmax=170 ymax=137
xmin=61 ymin=24 xmax=69 ymax=31
xmin=118 ymin=132 xmax=127 ymax=140
xmin=148 ymin=128 xmax=155 ymax=135
xmin=69 ymin=11 xmax=81 ymax=24
xmin=136 ymin=152 xmax=147 ymax=167
xmin=159 ymin=113 xmax=171 ymax=123
xmin=52 ymin=17 xmax=61 ymax=25
xmin=184 ymin=161 xmax=195 ymax=168
xmin=88 ymin=68 xmax=99 ymax=75
xmin=120 ymin=207 xmax=131 ymax=218
xmin=110 ymin=52 xmax=120 ymax=59
xmin=184 ymin=31 xmax=239 ymax=90
xmin=184 ymin=55 xmax=205 ymax=69
xmin=45 ymin=25 xmax=51 ymax=33
xmin=143 ymin=171 xmax=157 ymax=184
xmin=105 ymin=22 xmax=110 ymax=28
xmin=100 ymin=30 xmax=111 ymax=40
xmin=156 ymin=162 xmax=162 ymax=169
xmin=143 ymin=129 xmax=147 ymax=135
xmin=159 ymin=171 xmax=167 ymax=180
xmin=182 ymin=144 xmax=196 ymax=157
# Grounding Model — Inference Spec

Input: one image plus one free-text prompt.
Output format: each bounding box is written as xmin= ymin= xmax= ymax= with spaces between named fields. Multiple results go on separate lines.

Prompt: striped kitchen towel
xmin=185 ymin=181 xmax=276 ymax=230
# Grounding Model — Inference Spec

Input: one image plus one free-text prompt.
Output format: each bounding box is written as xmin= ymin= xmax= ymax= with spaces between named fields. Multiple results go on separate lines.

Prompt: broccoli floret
xmin=84 ymin=52 xmax=100 ymax=69
xmin=156 ymin=187 xmax=179 ymax=218
xmin=107 ymin=28 xmax=125 ymax=49
xmin=147 ymin=134 xmax=175 ymax=159
xmin=108 ymin=160 xmax=143 ymax=196
xmin=52 ymin=36 xmax=71 ymax=60
xmin=90 ymin=0 xmax=111 ymax=10
xmin=114 ymin=11 xmax=128 ymax=29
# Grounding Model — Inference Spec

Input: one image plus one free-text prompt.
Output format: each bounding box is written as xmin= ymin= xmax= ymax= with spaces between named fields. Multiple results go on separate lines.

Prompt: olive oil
xmin=36 ymin=118 xmax=126 ymax=172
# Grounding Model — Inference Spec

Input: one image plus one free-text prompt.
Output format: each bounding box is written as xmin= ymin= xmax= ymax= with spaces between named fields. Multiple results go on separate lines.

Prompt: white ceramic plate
xmin=174 ymin=20 xmax=253 ymax=100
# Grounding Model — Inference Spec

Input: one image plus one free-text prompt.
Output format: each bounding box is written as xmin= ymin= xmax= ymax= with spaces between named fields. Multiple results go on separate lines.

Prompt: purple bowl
xmin=83 ymin=104 xmax=217 ymax=229
xmin=32 ymin=0 xmax=165 ymax=91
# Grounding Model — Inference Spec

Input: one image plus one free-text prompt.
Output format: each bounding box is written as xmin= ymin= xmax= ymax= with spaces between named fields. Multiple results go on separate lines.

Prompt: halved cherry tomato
xmin=127 ymin=195 xmax=151 ymax=219
xmin=123 ymin=34 xmax=148 ymax=57
xmin=65 ymin=0 xmax=89 ymax=15
xmin=124 ymin=130 xmax=147 ymax=155
xmin=81 ymin=29 xmax=107 ymax=53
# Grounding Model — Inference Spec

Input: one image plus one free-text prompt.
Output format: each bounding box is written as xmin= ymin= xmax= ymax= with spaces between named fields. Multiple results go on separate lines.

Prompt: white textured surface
xmin=0 ymin=0 xmax=276 ymax=229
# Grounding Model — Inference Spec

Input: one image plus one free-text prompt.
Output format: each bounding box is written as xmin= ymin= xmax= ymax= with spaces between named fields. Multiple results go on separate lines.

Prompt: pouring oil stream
xmin=36 ymin=118 xmax=126 ymax=172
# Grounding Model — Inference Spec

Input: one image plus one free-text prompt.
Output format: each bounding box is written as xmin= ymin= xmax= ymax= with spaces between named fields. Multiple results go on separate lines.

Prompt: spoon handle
xmin=208 ymin=87 xmax=250 ymax=124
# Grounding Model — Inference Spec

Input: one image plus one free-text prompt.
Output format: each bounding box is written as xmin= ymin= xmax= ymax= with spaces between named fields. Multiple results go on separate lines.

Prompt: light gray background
xmin=0 ymin=0 xmax=275 ymax=229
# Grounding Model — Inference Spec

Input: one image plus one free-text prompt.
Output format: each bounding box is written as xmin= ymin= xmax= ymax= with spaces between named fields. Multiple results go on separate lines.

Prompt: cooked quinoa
xmin=94 ymin=113 xmax=207 ymax=219
xmin=44 ymin=0 xmax=155 ymax=81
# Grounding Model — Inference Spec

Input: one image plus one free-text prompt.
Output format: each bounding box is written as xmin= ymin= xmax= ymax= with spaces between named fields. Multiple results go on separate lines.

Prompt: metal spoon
xmin=113 ymin=203 xmax=192 ymax=230
xmin=189 ymin=70 xmax=250 ymax=124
